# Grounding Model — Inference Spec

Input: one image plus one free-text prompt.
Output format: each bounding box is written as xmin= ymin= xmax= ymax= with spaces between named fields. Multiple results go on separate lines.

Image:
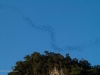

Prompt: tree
xmin=8 ymin=51 xmax=100 ymax=75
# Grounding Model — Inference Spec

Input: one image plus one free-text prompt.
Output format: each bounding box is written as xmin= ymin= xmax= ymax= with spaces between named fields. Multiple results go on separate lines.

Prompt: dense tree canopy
xmin=8 ymin=51 xmax=100 ymax=75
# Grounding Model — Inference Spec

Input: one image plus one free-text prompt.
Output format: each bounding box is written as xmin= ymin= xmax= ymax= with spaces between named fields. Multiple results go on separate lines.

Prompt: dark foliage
xmin=8 ymin=51 xmax=100 ymax=75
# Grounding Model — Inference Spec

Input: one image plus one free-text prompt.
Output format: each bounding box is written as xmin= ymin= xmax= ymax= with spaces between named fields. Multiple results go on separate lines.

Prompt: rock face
xmin=49 ymin=67 xmax=64 ymax=75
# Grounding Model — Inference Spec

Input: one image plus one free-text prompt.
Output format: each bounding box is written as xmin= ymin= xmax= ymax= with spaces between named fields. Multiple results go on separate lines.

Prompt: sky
xmin=0 ymin=0 xmax=100 ymax=75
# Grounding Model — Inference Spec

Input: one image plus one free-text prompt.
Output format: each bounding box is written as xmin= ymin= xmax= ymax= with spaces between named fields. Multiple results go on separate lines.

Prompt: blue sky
xmin=0 ymin=0 xmax=100 ymax=75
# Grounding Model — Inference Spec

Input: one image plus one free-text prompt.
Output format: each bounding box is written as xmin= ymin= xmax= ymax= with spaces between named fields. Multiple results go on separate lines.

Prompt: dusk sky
xmin=0 ymin=0 xmax=100 ymax=75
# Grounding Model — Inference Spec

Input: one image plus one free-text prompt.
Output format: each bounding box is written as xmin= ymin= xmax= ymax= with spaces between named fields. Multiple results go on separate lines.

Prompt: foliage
xmin=8 ymin=51 xmax=100 ymax=75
